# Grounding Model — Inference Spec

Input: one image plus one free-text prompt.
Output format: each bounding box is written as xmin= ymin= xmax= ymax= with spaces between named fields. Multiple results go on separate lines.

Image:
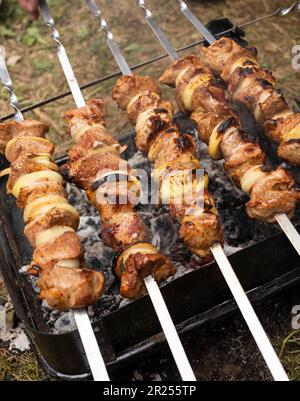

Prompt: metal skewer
xmin=0 ymin=45 xmax=110 ymax=383
xmin=133 ymin=0 xmax=289 ymax=382
xmin=176 ymin=0 xmax=300 ymax=257
xmin=39 ymin=0 xmax=196 ymax=381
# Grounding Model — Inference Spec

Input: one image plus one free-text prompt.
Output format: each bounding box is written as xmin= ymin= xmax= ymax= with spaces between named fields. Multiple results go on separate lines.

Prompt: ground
xmin=0 ymin=0 xmax=299 ymax=380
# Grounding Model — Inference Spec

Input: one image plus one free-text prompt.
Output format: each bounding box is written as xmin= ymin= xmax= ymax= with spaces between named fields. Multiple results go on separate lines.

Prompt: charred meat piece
xmin=202 ymin=37 xmax=300 ymax=165
xmin=113 ymin=73 xmax=224 ymax=258
xmin=246 ymin=167 xmax=300 ymax=223
xmin=39 ymin=266 xmax=105 ymax=310
xmin=159 ymin=53 xmax=300 ymax=221
xmin=0 ymin=119 xmax=105 ymax=309
xmin=115 ymin=243 xmax=175 ymax=298
xmin=64 ymin=99 xmax=175 ymax=298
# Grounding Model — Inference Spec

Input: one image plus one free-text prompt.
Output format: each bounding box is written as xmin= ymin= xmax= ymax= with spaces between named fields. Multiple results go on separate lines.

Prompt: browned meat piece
xmin=5 ymin=136 xmax=54 ymax=163
xmin=201 ymin=37 xmax=258 ymax=75
xmin=62 ymin=151 xmax=123 ymax=189
xmin=278 ymin=140 xmax=300 ymax=165
xmin=159 ymin=55 xmax=218 ymax=113
xmin=263 ymin=113 xmax=300 ymax=144
xmin=112 ymin=74 xmax=160 ymax=110
xmin=31 ymin=231 xmax=82 ymax=270
xmin=0 ymin=122 xmax=13 ymax=153
xmin=17 ymin=181 xmax=66 ymax=209
xmin=0 ymin=120 xmax=49 ymax=153
xmin=159 ymin=55 xmax=205 ymax=86
xmin=100 ymin=212 xmax=148 ymax=253
xmin=39 ymin=266 xmax=105 ymax=310
xmin=192 ymin=109 xmax=239 ymax=145
xmin=221 ymin=48 xmax=259 ymax=82
xmin=191 ymin=79 xmax=230 ymax=115
xmin=64 ymin=99 xmax=106 ymax=134
xmin=115 ymin=243 xmax=175 ymax=298
xmin=175 ymin=66 xmax=214 ymax=112
xmin=227 ymin=66 xmax=275 ymax=113
xmin=135 ymin=106 xmax=174 ymax=153
xmin=68 ymin=127 xmax=119 ymax=162
xmin=159 ymin=56 xmax=230 ymax=117
xmin=7 ymin=154 xmax=57 ymax=192
xmin=24 ymin=206 xmax=79 ymax=247
xmin=119 ymin=252 xmax=175 ymax=298
xmin=179 ymin=211 xmax=223 ymax=259
xmin=130 ymin=95 xmax=173 ymax=127
xmin=151 ymin=130 xmax=196 ymax=168
xmin=221 ymin=128 xmax=265 ymax=184
xmin=8 ymin=120 xmax=49 ymax=139
xmin=246 ymin=167 xmax=300 ymax=223
xmin=259 ymin=91 xmax=288 ymax=122
xmin=65 ymin=99 xmax=176 ymax=295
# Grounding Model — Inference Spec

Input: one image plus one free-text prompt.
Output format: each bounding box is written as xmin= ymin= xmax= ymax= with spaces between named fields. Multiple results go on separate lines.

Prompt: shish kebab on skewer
xmin=0 ymin=102 xmax=105 ymax=310
xmin=172 ymin=0 xmax=300 ymax=251
xmin=112 ymin=76 xmax=223 ymax=258
xmin=159 ymin=54 xmax=300 ymax=223
xmin=175 ymin=0 xmax=300 ymax=168
xmin=61 ymin=98 xmax=175 ymax=298
xmin=201 ymin=36 xmax=300 ymax=166
xmin=84 ymin=0 xmax=291 ymax=382
xmin=39 ymin=0 xmax=197 ymax=383
xmin=131 ymin=1 xmax=300 ymax=227
xmin=0 ymin=49 xmax=111 ymax=382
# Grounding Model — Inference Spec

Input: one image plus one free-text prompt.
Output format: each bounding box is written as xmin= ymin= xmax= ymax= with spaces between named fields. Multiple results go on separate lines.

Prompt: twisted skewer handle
xmin=137 ymin=0 xmax=179 ymax=60
xmin=39 ymin=0 xmax=86 ymax=107
xmin=85 ymin=0 xmax=131 ymax=75
xmin=0 ymin=47 xmax=23 ymax=122
xmin=276 ymin=1 xmax=300 ymax=16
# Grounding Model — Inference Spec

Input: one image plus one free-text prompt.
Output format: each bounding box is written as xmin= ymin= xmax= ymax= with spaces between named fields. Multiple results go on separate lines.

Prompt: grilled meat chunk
xmin=39 ymin=266 xmax=105 ymax=310
xmin=159 ymin=54 xmax=300 ymax=221
xmin=246 ymin=167 xmax=300 ymax=223
xmin=115 ymin=243 xmax=175 ymax=298
xmin=64 ymin=99 xmax=175 ymax=297
xmin=113 ymin=74 xmax=224 ymax=257
xmin=31 ymin=231 xmax=83 ymax=270
xmin=112 ymin=74 xmax=160 ymax=112
xmin=202 ymin=37 xmax=300 ymax=165
xmin=0 ymin=118 xmax=105 ymax=309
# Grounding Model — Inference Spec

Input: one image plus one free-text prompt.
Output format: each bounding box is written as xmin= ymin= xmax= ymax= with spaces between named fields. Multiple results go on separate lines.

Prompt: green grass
xmin=0 ymin=348 xmax=48 ymax=381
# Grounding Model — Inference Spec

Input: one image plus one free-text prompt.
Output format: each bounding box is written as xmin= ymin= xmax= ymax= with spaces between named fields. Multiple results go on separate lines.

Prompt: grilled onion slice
xmin=25 ymin=202 xmax=79 ymax=223
xmin=12 ymin=170 xmax=63 ymax=199
xmin=115 ymin=242 xmax=157 ymax=278
xmin=71 ymin=123 xmax=107 ymax=144
xmin=240 ymin=165 xmax=266 ymax=194
xmin=35 ymin=225 xmax=75 ymax=247
xmin=284 ymin=125 xmax=300 ymax=142
xmin=32 ymin=156 xmax=59 ymax=171
xmin=182 ymin=73 xmax=212 ymax=110
xmin=24 ymin=194 xmax=68 ymax=222
xmin=0 ymin=167 xmax=11 ymax=177
xmin=56 ymin=258 xmax=80 ymax=269
xmin=208 ymin=125 xmax=224 ymax=160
